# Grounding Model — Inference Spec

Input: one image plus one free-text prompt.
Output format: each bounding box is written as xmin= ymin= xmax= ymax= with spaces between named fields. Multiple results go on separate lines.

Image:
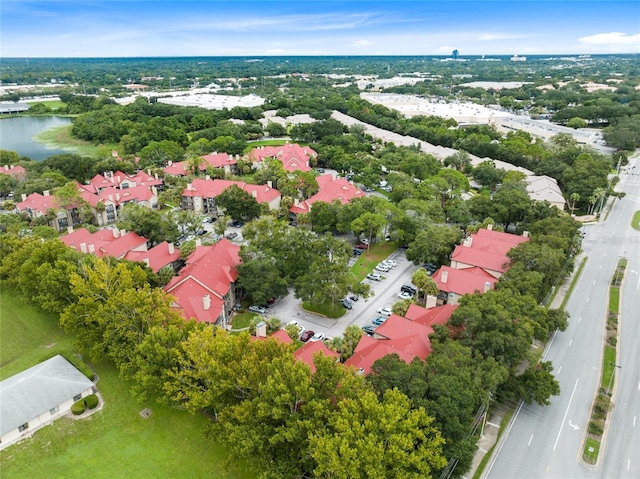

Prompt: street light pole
xmin=607 ymin=363 xmax=621 ymax=396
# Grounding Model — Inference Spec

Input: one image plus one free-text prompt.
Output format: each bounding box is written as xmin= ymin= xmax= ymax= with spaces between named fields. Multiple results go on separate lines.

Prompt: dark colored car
xmin=423 ymin=262 xmax=438 ymax=274
xmin=230 ymin=220 xmax=244 ymax=228
xmin=225 ymin=232 xmax=238 ymax=239
xmin=349 ymin=294 xmax=359 ymax=302
xmin=300 ymin=330 xmax=315 ymax=342
xmin=352 ymin=248 xmax=363 ymax=256
xmin=362 ymin=325 xmax=377 ymax=335
xmin=342 ymin=298 xmax=353 ymax=310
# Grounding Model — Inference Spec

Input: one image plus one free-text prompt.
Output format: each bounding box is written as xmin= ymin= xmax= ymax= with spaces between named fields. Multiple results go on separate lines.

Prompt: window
xmin=18 ymin=423 xmax=29 ymax=432
xmin=50 ymin=406 xmax=59 ymax=415
xmin=73 ymin=394 xmax=82 ymax=402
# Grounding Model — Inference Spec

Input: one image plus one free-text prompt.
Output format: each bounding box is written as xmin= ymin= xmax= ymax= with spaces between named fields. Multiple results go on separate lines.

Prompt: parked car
xmin=398 ymin=291 xmax=413 ymax=300
xmin=366 ymin=273 xmax=382 ymax=281
xmin=230 ymin=220 xmax=244 ymax=228
xmin=378 ymin=307 xmax=392 ymax=317
xmin=375 ymin=264 xmax=390 ymax=272
xmin=362 ymin=325 xmax=377 ymax=335
xmin=352 ymin=248 xmax=363 ymax=256
xmin=372 ymin=316 xmax=387 ymax=326
xmin=401 ymin=284 xmax=418 ymax=295
xmin=310 ymin=332 xmax=325 ymax=342
xmin=266 ymin=297 xmax=277 ymax=304
xmin=248 ymin=305 xmax=266 ymax=314
xmin=355 ymin=243 xmax=369 ymax=250
xmin=225 ymin=231 xmax=238 ymax=239
xmin=300 ymin=330 xmax=315 ymax=342
xmin=423 ymin=262 xmax=438 ymax=275
xmin=348 ymin=294 xmax=359 ymax=302
xmin=206 ymin=216 xmax=217 ymax=223
xmin=382 ymin=259 xmax=397 ymax=267
xmin=342 ymin=298 xmax=353 ymax=310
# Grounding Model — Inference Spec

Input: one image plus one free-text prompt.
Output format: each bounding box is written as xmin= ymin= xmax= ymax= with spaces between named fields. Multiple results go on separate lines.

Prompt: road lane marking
xmin=604 ymin=252 xmax=607 ymax=256
xmin=628 ymin=459 xmax=631 ymax=471
xmin=528 ymin=434 xmax=533 ymax=446
xmin=569 ymin=339 xmax=573 ymax=347
xmin=593 ymin=280 xmax=597 ymax=285
xmin=633 ymin=416 xmax=636 ymax=427
xmin=484 ymin=401 xmax=523 ymax=478
xmin=586 ymin=297 xmax=590 ymax=303
xmin=554 ymin=379 xmax=579 ymax=451
xmin=578 ymin=316 xmax=582 ymax=323
xmin=599 ymin=265 xmax=602 ymax=270
xmin=557 ymin=366 xmax=562 ymax=374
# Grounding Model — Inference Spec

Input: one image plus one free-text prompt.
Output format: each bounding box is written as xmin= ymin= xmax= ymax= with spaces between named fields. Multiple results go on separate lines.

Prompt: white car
xmin=248 ymin=305 xmax=266 ymax=314
xmin=398 ymin=291 xmax=413 ymax=300
xmin=382 ymin=259 xmax=397 ymax=267
xmin=378 ymin=307 xmax=392 ymax=317
xmin=310 ymin=332 xmax=325 ymax=342
xmin=366 ymin=273 xmax=382 ymax=281
xmin=375 ymin=264 xmax=390 ymax=272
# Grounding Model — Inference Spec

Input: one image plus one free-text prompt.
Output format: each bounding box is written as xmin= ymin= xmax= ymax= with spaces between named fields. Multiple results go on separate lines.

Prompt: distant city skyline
xmin=1 ymin=1 xmax=638 ymax=58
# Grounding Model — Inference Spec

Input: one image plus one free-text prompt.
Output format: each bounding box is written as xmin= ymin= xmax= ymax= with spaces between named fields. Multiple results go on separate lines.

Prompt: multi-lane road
xmin=485 ymin=153 xmax=640 ymax=479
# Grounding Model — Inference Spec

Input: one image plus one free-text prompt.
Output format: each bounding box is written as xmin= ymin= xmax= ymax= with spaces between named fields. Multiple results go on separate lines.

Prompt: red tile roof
xmin=182 ymin=178 xmax=280 ymax=205
xmin=60 ymin=228 xmax=148 ymax=259
xmin=475 ymin=228 xmax=529 ymax=248
xmin=251 ymin=330 xmax=294 ymax=344
xmin=247 ymin=143 xmax=316 ymax=172
xmin=289 ymin=175 xmax=364 ymax=214
xmin=164 ymin=240 xmax=241 ymax=324
xmin=344 ymin=315 xmax=433 ymax=375
xmin=432 ymin=266 xmax=497 ymax=296
xmin=166 ymin=280 xmax=224 ymax=324
xmin=405 ymin=303 xmax=457 ymax=327
xmin=16 ymin=192 xmax=60 ymax=215
xmin=0 ymin=164 xmax=26 ymax=179
xmin=294 ymin=340 xmax=340 ymax=373
xmin=163 ymin=153 xmax=237 ymax=176
xmin=451 ymin=244 xmax=511 ymax=274
xmin=124 ymin=241 xmax=180 ymax=272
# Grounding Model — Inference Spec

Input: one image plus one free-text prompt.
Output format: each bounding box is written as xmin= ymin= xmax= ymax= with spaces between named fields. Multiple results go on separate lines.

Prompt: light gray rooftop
xmin=0 ymin=355 xmax=94 ymax=436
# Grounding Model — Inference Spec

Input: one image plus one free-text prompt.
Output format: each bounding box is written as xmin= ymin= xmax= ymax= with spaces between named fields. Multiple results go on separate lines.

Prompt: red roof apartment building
xmin=164 ymin=239 xmax=241 ymax=325
xmin=181 ymin=178 xmax=281 ymax=214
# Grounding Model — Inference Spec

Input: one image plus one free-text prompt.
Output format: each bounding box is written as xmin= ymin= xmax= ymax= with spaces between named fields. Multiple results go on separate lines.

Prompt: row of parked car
xmin=287 ymin=320 xmax=331 ymax=343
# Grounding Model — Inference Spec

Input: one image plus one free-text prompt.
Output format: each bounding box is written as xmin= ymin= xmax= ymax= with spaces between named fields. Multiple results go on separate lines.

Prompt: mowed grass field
xmin=0 ymin=291 xmax=255 ymax=479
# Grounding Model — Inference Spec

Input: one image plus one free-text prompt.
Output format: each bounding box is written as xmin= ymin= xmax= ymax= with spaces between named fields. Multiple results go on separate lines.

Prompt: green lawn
xmin=351 ymin=242 xmax=400 ymax=282
xmin=632 ymin=211 xmax=640 ymax=231
xmin=0 ymin=291 xmax=255 ymax=479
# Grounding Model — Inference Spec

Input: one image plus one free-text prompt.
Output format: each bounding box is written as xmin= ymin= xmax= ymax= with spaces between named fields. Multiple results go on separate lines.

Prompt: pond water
xmin=0 ymin=116 xmax=73 ymax=161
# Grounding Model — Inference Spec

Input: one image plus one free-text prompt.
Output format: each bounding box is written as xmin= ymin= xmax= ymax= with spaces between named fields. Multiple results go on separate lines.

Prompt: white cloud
xmin=351 ymin=40 xmax=371 ymax=47
xmin=578 ymin=31 xmax=640 ymax=46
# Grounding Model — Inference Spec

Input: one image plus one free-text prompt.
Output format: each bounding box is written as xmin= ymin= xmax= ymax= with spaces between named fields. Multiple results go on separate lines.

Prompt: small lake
xmin=0 ymin=116 xmax=74 ymax=161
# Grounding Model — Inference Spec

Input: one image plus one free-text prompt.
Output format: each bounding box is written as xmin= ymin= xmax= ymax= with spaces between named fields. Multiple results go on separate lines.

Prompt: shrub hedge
xmin=84 ymin=394 xmax=99 ymax=409
xmin=71 ymin=400 xmax=86 ymax=416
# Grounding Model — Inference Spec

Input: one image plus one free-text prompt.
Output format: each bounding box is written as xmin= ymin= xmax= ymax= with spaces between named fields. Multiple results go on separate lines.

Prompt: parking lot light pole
xmin=607 ymin=363 xmax=621 ymax=396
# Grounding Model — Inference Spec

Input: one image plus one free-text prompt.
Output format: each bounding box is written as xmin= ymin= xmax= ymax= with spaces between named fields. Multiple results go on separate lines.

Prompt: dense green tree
xmin=214 ymin=184 xmax=261 ymax=221
xmin=309 ymin=388 xmax=446 ymax=479
xmin=116 ymin=203 xmax=179 ymax=245
xmin=406 ymin=224 xmax=462 ymax=266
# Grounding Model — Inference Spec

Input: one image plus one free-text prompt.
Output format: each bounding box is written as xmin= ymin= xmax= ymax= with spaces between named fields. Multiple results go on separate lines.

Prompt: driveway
xmin=265 ymin=249 xmax=420 ymax=339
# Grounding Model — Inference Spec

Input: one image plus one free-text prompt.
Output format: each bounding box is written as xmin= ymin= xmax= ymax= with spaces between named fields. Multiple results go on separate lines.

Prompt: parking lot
xmin=262 ymin=248 xmax=420 ymax=341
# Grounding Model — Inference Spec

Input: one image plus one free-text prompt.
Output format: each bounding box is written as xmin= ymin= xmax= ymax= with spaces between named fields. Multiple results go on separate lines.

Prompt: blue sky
xmin=1 ymin=1 xmax=639 ymax=57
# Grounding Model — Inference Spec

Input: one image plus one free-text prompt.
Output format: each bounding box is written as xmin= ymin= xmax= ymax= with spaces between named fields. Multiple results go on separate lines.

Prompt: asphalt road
xmin=264 ymin=249 xmax=419 ymax=340
xmin=484 ymin=152 xmax=640 ymax=479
